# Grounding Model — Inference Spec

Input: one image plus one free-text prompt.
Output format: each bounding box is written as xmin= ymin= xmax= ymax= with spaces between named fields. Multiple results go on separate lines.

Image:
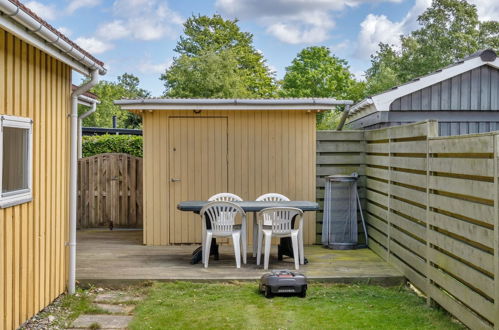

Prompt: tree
xmin=161 ymin=14 xmax=276 ymax=97
xmin=163 ymin=49 xmax=255 ymax=98
xmin=366 ymin=0 xmax=499 ymax=95
xmin=280 ymin=46 xmax=365 ymax=126
xmin=80 ymin=73 xmax=150 ymax=129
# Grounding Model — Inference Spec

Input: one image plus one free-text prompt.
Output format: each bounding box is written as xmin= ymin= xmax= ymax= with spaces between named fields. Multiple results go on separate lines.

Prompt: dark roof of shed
xmin=371 ymin=49 xmax=497 ymax=98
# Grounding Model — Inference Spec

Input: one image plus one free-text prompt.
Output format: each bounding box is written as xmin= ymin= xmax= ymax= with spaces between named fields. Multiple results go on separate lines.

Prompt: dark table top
xmin=177 ymin=200 xmax=320 ymax=213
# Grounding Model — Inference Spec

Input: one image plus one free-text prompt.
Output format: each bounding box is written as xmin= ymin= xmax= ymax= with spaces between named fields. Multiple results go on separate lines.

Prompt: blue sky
xmin=25 ymin=0 xmax=499 ymax=96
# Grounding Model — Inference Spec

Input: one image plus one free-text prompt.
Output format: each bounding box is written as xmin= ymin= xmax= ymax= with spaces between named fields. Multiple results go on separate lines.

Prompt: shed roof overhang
xmin=348 ymin=49 xmax=499 ymax=121
xmin=114 ymin=98 xmax=354 ymax=111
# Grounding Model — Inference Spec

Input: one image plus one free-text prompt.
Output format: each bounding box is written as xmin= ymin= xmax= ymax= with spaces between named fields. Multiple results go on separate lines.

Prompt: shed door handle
xmin=171 ymin=178 xmax=181 ymax=182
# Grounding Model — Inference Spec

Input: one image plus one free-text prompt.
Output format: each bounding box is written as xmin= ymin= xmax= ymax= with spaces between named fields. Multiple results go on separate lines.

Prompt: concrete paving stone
xmin=94 ymin=292 xmax=142 ymax=303
xmin=95 ymin=303 xmax=134 ymax=314
xmin=72 ymin=314 xmax=133 ymax=329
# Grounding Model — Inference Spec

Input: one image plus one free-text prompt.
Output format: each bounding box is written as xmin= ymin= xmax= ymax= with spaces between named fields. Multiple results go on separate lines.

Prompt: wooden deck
xmin=76 ymin=230 xmax=403 ymax=286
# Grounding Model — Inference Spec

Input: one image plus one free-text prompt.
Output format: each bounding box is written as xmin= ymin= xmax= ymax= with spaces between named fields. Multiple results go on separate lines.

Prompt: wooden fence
xmin=316 ymin=131 xmax=366 ymax=243
xmin=78 ymin=153 xmax=143 ymax=228
xmin=318 ymin=121 xmax=499 ymax=329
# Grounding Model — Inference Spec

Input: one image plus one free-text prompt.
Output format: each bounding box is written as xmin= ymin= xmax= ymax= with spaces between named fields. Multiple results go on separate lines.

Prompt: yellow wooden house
xmin=0 ymin=1 xmax=106 ymax=328
xmin=115 ymin=98 xmax=351 ymax=246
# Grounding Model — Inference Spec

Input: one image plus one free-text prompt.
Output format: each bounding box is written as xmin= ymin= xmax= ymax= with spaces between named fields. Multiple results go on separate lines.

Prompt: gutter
xmin=0 ymin=0 xmax=106 ymax=75
xmin=114 ymin=98 xmax=354 ymax=106
xmin=77 ymin=95 xmax=100 ymax=158
xmin=69 ymin=70 xmax=102 ymax=294
xmin=115 ymin=98 xmax=354 ymax=111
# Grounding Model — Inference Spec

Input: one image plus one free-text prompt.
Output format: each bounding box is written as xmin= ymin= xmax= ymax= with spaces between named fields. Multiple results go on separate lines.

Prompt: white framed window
xmin=0 ymin=115 xmax=33 ymax=208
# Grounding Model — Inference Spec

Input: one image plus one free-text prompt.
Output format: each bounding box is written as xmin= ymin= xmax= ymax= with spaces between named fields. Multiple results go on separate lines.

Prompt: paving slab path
xmin=70 ymin=291 xmax=142 ymax=330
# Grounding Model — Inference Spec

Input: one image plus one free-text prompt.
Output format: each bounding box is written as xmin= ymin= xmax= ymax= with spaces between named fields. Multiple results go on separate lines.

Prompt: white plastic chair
xmin=206 ymin=193 xmax=245 ymax=260
xmin=252 ymin=193 xmax=290 ymax=257
xmin=256 ymin=207 xmax=304 ymax=270
xmin=208 ymin=193 xmax=243 ymax=202
xmin=200 ymin=201 xmax=247 ymax=268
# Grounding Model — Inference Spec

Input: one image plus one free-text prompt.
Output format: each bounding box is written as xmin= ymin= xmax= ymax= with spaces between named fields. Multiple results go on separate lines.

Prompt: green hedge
xmin=82 ymin=134 xmax=143 ymax=158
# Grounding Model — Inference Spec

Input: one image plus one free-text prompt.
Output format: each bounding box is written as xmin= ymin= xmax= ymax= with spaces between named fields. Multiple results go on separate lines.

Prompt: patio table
xmin=177 ymin=200 xmax=319 ymax=264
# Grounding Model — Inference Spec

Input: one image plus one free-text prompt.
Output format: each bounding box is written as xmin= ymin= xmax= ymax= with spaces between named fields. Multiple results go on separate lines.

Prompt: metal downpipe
xmin=69 ymin=70 xmax=100 ymax=294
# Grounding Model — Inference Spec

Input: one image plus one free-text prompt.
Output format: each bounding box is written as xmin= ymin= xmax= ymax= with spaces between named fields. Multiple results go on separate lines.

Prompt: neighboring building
xmin=115 ymin=98 xmax=351 ymax=246
xmin=0 ymin=1 xmax=105 ymax=329
xmin=347 ymin=49 xmax=499 ymax=136
xmin=82 ymin=127 xmax=143 ymax=136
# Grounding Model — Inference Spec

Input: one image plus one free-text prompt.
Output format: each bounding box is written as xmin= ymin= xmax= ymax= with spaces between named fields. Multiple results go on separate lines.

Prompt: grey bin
xmin=321 ymin=173 xmax=368 ymax=250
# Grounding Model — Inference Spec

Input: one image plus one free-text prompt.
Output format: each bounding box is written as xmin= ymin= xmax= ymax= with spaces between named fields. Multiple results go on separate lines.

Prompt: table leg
xmin=191 ymin=214 xmax=219 ymax=264
xmin=253 ymin=212 xmax=258 ymax=257
xmin=191 ymin=240 xmax=219 ymax=264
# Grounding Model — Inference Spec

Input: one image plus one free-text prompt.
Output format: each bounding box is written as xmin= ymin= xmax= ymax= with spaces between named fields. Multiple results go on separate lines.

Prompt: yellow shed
xmin=115 ymin=98 xmax=350 ymax=246
xmin=0 ymin=1 xmax=106 ymax=328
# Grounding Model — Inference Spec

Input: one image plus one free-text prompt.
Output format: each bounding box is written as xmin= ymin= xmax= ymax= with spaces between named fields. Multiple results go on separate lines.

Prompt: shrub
xmin=82 ymin=134 xmax=143 ymax=158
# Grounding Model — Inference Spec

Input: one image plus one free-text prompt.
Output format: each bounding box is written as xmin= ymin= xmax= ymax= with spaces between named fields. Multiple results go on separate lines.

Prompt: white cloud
xmin=57 ymin=26 xmax=72 ymax=37
xmin=355 ymin=0 xmax=431 ymax=59
xmin=25 ymin=1 xmax=57 ymax=20
xmin=265 ymin=11 xmax=335 ymax=44
xmin=330 ymin=40 xmax=352 ymax=53
xmin=66 ymin=0 xmax=101 ymax=14
xmin=138 ymin=58 xmax=172 ymax=74
xmin=354 ymin=0 xmax=498 ymax=60
xmin=352 ymin=69 xmax=366 ymax=81
xmin=216 ymin=0 xmax=402 ymax=44
xmin=75 ymin=37 xmax=114 ymax=54
xmin=97 ymin=20 xmax=130 ymax=40
xmin=468 ymin=0 xmax=499 ymax=21
xmin=356 ymin=14 xmax=404 ymax=57
xmin=99 ymin=0 xmax=183 ymax=41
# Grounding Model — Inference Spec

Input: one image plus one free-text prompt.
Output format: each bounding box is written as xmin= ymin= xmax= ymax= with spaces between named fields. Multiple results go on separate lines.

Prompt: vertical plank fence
xmin=316 ymin=131 xmax=366 ymax=243
xmin=317 ymin=121 xmax=499 ymax=329
xmin=78 ymin=153 xmax=143 ymax=228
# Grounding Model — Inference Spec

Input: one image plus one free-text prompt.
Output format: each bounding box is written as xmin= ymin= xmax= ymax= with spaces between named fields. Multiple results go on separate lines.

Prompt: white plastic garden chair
xmin=200 ymin=201 xmax=247 ymax=268
xmin=206 ymin=193 xmax=245 ymax=261
xmin=252 ymin=193 xmax=290 ymax=257
xmin=256 ymin=207 xmax=304 ymax=270
xmin=208 ymin=193 xmax=243 ymax=202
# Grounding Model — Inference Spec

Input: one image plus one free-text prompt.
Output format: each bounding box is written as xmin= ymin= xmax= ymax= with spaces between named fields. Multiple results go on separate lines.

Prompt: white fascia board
xmin=0 ymin=15 xmax=92 ymax=75
xmin=349 ymin=98 xmax=374 ymax=115
xmin=372 ymin=57 xmax=499 ymax=111
xmin=118 ymin=104 xmax=337 ymax=111
xmin=346 ymin=103 xmax=378 ymax=123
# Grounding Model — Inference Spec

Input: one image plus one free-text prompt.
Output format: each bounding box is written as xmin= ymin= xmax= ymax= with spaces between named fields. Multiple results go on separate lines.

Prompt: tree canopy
xmin=80 ymin=73 xmax=150 ymax=129
xmin=280 ymin=46 xmax=365 ymax=126
xmin=366 ymin=0 xmax=499 ymax=95
xmin=161 ymin=14 xmax=276 ymax=97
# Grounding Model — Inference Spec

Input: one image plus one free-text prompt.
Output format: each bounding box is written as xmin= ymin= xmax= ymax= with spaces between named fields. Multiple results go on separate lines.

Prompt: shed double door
xmin=168 ymin=117 xmax=228 ymax=244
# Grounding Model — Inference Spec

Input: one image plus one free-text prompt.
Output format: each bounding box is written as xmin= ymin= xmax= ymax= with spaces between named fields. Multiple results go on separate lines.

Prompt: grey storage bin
xmin=321 ymin=173 xmax=367 ymax=249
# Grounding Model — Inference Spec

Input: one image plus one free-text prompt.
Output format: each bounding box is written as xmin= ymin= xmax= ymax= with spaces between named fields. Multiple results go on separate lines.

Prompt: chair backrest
xmin=256 ymin=194 xmax=290 ymax=225
xmin=208 ymin=193 xmax=243 ymax=202
xmin=258 ymin=207 xmax=303 ymax=235
xmin=255 ymin=193 xmax=290 ymax=202
xmin=201 ymin=201 xmax=246 ymax=234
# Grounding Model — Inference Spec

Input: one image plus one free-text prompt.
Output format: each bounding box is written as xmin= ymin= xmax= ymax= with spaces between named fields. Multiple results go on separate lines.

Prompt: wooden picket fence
xmin=78 ymin=153 xmax=143 ymax=228
xmin=317 ymin=121 xmax=499 ymax=330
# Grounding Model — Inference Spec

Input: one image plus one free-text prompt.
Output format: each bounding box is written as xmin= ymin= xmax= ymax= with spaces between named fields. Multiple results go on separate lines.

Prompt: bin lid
xmin=326 ymin=173 xmax=358 ymax=182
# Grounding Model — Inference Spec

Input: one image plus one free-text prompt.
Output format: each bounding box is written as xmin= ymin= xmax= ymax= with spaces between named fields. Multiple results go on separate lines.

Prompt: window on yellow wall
xmin=0 ymin=115 xmax=33 ymax=208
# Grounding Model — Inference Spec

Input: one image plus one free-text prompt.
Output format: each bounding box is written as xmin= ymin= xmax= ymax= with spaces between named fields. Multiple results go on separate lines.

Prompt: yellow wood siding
xmin=142 ymin=110 xmax=317 ymax=246
xmin=0 ymin=29 xmax=71 ymax=330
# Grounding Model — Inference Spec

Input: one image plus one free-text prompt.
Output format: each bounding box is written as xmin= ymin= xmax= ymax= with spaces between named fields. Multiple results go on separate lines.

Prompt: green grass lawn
xmin=129 ymin=282 xmax=464 ymax=330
